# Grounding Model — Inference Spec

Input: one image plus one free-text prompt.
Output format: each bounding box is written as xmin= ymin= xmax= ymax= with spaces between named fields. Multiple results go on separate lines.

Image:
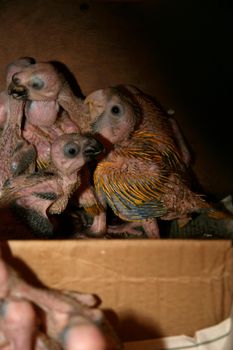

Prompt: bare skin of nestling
xmin=0 ymin=299 xmax=61 ymax=350
xmin=0 ymin=298 xmax=102 ymax=350
xmin=6 ymin=58 xmax=104 ymax=236
xmin=0 ymin=298 xmax=37 ymax=350
xmin=0 ymin=258 xmax=122 ymax=350
xmin=0 ymin=95 xmax=36 ymax=192
xmin=0 ymin=92 xmax=9 ymax=130
xmin=7 ymin=60 xmax=91 ymax=131
xmin=0 ymin=57 xmax=36 ymax=130
xmin=84 ymin=85 xmax=210 ymax=238
xmin=22 ymin=112 xmax=81 ymax=169
xmin=1 ymin=57 xmax=80 ymax=167
xmin=0 ymin=58 xmax=37 ymax=193
xmin=0 ymin=133 xmax=103 ymax=237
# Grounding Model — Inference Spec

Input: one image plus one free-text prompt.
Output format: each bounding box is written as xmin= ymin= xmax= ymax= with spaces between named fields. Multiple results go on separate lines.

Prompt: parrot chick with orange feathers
xmin=84 ymin=85 xmax=211 ymax=238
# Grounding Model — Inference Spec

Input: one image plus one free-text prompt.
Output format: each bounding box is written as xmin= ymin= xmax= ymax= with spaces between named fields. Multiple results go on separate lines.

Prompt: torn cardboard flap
xmin=4 ymin=240 xmax=233 ymax=342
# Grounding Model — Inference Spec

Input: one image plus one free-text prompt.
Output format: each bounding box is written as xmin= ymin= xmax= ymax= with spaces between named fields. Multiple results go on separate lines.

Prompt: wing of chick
xmin=0 ymin=172 xmax=60 ymax=205
xmin=94 ymin=131 xmax=171 ymax=222
xmin=0 ymin=95 xmax=36 ymax=190
xmin=94 ymin=159 xmax=167 ymax=222
xmin=94 ymin=126 xmax=209 ymax=224
xmin=95 ymin=157 xmax=208 ymax=224
xmin=0 ymin=172 xmax=62 ymax=236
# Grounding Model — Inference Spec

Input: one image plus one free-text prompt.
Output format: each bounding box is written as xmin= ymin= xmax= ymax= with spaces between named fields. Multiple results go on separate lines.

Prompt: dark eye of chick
xmin=111 ymin=105 xmax=122 ymax=116
xmin=30 ymin=77 xmax=44 ymax=90
xmin=63 ymin=142 xmax=80 ymax=158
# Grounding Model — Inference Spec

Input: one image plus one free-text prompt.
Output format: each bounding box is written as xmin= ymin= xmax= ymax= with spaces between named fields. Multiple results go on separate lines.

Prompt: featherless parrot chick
xmin=0 ymin=133 xmax=103 ymax=237
xmin=0 ymin=95 xmax=36 ymax=192
xmin=5 ymin=58 xmax=78 ymax=167
xmin=0 ymin=298 xmax=37 ymax=350
xmin=0 ymin=300 xmax=64 ymax=350
xmin=0 ymin=308 xmax=63 ymax=350
xmin=0 ymin=258 xmax=122 ymax=350
xmin=0 ymin=57 xmax=36 ymax=130
xmin=0 ymin=299 xmax=61 ymax=350
xmin=8 ymin=59 xmax=91 ymax=131
xmin=84 ymin=85 xmax=211 ymax=238
xmin=22 ymin=112 xmax=80 ymax=170
xmin=6 ymin=57 xmax=36 ymax=87
xmin=7 ymin=58 xmax=103 ymax=236
xmin=0 ymin=263 xmax=61 ymax=350
xmin=4 ymin=58 xmax=79 ymax=168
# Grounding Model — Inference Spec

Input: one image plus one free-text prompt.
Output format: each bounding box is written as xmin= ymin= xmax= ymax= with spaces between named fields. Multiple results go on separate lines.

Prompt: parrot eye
xmin=30 ymin=77 xmax=44 ymax=90
xmin=111 ymin=104 xmax=123 ymax=116
xmin=63 ymin=142 xmax=80 ymax=158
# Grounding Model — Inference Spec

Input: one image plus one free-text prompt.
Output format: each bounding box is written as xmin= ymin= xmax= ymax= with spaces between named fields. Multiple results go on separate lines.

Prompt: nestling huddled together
xmin=0 ymin=57 xmax=232 ymax=239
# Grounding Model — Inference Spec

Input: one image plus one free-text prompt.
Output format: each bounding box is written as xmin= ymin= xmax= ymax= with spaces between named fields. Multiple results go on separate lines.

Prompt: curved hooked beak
xmin=83 ymin=137 xmax=104 ymax=159
xmin=8 ymin=82 xmax=28 ymax=100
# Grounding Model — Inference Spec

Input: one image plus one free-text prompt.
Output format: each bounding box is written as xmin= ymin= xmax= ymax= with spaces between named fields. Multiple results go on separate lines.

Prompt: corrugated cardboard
xmin=2 ymin=239 xmax=232 ymax=346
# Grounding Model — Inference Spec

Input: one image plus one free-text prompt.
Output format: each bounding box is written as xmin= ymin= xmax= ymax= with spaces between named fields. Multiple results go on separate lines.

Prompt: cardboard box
xmin=2 ymin=239 xmax=232 ymax=348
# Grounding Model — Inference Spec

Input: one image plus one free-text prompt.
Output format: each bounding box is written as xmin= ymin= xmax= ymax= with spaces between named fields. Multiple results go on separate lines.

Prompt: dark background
xmin=0 ymin=0 xmax=232 ymax=198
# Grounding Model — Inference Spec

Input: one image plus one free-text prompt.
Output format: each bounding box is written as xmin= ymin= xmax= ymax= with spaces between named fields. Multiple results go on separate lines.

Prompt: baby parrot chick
xmin=7 ymin=58 xmax=104 ymax=236
xmin=8 ymin=59 xmax=91 ymax=131
xmin=5 ymin=58 xmax=80 ymax=167
xmin=0 ymin=57 xmax=36 ymax=129
xmin=0 ymin=257 xmax=122 ymax=350
xmin=0 ymin=298 xmax=37 ymax=350
xmin=0 ymin=133 xmax=103 ymax=237
xmin=85 ymin=85 xmax=210 ymax=238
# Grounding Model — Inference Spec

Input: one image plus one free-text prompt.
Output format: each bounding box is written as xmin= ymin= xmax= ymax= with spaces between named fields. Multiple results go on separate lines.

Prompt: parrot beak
xmin=8 ymin=82 xmax=28 ymax=100
xmin=84 ymin=89 xmax=106 ymax=119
